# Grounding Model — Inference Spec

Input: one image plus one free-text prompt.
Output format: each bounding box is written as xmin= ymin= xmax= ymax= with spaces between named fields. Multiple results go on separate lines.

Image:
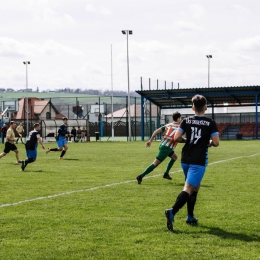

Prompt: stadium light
xmin=23 ymin=61 xmax=30 ymax=136
xmin=122 ymin=30 xmax=133 ymax=141
xmin=206 ymin=55 xmax=212 ymax=88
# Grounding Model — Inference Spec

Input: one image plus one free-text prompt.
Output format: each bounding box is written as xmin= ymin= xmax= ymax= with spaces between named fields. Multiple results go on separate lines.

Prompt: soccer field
xmin=0 ymin=140 xmax=259 ymax=259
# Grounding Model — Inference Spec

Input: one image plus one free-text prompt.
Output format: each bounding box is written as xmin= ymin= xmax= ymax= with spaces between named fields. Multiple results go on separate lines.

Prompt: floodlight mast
xmin=122 ymin=30 xmax=132 ymax=141
xmin=111 ymin=44 xmax=114 ymax=141
xmin=206 ymin=55 xmax=212 ymax=88
xmin=23 ymin=61 xmax=30 ymax=136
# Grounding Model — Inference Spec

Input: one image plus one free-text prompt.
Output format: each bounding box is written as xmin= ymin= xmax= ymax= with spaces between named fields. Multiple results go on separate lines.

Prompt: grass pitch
xmin=0 ymin=140 xmax=259 ymax=259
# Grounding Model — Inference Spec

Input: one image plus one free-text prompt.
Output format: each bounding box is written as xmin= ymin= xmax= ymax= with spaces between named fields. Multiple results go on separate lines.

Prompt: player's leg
xmin=171 ymin=165 xmax=204 ymax=213
xmin=163 ymin=152 xmax=178 ymax=180
xmin=137 ymin=157 xmax=161 ymax=182
xmin=46 ymin=138 xmax=63 ymax=154
xmin=185 ymin=165 xmax=204 ymax=224
xmin=165 ymin=163 xmax=193 ymax=231
xmin=21 ymin=150 xmax=36 ymax=171
xmin=14 ymin=149 xmax=21 ymax=163
xmin=186 ymin=187 xmax=199 ymax=224
xmin=59 ymin=142 xmax=68 ymax=159
xmin=165 ymin=181 xmax=192 ymax=231
xmin=0 ymin=152 xmax=7 ymax=159
xmin=0 ymin=142 xmax=11 ymax=159
xmin=136 ymin=147 xmax=169 ymax=184
xmin=11 ymin=143 xmax=22 ymax=163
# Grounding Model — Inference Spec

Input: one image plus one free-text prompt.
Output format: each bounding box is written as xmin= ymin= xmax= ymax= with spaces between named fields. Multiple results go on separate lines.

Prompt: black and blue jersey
xmin=179 ymin=115 xmax=218 ymax=166
xmin=25 ymin=130 xmax=41 ymax=150
xmin=58 ymin=124 xmax=68 ymax=139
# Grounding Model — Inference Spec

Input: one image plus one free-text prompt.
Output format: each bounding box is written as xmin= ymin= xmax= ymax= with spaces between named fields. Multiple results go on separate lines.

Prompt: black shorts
xmin=4 ymin=142 xmax=17 ymax=154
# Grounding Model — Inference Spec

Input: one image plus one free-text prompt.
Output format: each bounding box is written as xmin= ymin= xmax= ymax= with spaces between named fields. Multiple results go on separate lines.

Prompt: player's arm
xmin=208 ymin=122 xmax=219 ymax=147
xmin=174 ymin=119 xmax=186 ymax=143
xmin=209 ymin=134 xmax=219 ymax=147
xmin=174 ymin=129 xmax=185 ymax=142
xmin=146 ymin=128 xmax=163 ymax=147
xmin=37 ymin=135 xmax=45 ymax=150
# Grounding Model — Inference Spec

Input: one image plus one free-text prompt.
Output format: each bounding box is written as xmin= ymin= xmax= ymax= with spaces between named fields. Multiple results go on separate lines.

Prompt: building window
xmin=46 ymin=112 xmax=51 ymax=119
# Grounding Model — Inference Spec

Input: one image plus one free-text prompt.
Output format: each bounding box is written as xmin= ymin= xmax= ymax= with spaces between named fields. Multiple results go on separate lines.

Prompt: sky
xmin=0 ymin=0 xmax=260 ymax=93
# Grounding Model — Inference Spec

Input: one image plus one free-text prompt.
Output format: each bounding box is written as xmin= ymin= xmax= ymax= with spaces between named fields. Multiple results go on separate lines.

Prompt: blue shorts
xmin=181 ymin=163 xmax=206 ymax=188
xmin=57 ymin=137 xmax=67 ymax=147
xmin=26 ymin=150 xmax=37 ymax=160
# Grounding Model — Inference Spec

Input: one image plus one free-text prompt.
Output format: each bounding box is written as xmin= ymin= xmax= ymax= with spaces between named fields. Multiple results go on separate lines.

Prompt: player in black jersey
xmin=165 ymin=95 xmax=219 ymax=231
xmin=21 ymin=123 xmax=45 ymax=171
xmin=46 ymin=117 xmax=69 ymax=159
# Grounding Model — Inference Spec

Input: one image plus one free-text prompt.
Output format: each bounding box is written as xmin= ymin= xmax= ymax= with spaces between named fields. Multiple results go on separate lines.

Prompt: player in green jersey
xmin=136 ymin=112 xmax=185 ymax=184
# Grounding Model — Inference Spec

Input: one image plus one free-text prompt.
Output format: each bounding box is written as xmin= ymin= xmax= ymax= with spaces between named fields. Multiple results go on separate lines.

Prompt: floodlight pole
xmin=111 ymin=44 xmax=114 ymax=141
xmin=23 ymin=61 xmax=30 ymax=136
xmin=206 ymin=55 xmax=212 ymax=88
xmin=122 ymin=30 xmax=132 ymax=141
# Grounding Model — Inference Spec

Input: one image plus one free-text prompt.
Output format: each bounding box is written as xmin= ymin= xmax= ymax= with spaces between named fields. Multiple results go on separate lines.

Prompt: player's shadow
xmin=63 ymin=158 xmax=79 ymax=161
xmin=199 ymin=225 xmax=260 ymax=242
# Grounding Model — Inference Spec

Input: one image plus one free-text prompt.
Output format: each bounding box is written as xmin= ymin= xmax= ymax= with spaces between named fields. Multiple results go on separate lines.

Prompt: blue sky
xmin=0 ymin=0 xmax=260 ymax=92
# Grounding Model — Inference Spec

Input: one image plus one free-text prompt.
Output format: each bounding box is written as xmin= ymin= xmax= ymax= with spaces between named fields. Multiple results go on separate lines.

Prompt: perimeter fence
xmin=0 ymin=95 xmax=158 ymax=141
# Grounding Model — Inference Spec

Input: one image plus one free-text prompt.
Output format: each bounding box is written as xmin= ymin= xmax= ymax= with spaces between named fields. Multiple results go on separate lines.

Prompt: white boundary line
xmin=1 ymin=153 xmax=259 ymax=209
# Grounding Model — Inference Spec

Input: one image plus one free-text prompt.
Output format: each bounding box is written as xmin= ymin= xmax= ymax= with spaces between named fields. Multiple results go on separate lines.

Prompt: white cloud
xmin=189 ymin=4 xmax=205 ymax=19
xmin=99 ymin=7 xmax=112 ymax=15
xmin=80 ymin=63 xmax=104 ymax=75
xmin=155 ymin=20 xmax=203 ymax=34
xmin=41 ymin=8 xmax=76 ymax=28
xmin=85 ymin=4 xmax=96 ymax=12
xmin=233 ymin=4 xmax=250 ymax=14
xmin=175 ymin=20 xmax=203 ymax=32
xmin=42 ymin=40 xmax=83 ymax=56
xmin=85 ymin=3 xmax=111 ymax=15
xmin=0 ymin=37 xmax=83 ymax=58
xmin=233 ymin=35 xmax=260 ymax=52
xmin=0 ymin=37 xmax=35 ymax=58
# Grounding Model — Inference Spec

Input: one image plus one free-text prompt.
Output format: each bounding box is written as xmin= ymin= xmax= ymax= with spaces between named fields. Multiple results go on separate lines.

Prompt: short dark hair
xmin=34 ymin=123 xmax=40 ymax=128
xmin=10 ymin=121 xmax=14 ymax=125
xmin=192 ymin=95 xmax=207 ymax=112
xmin=63 ymin=117 xmax=68 ymax=121
xmin=172 ymin=111 xmax=181 ymax=122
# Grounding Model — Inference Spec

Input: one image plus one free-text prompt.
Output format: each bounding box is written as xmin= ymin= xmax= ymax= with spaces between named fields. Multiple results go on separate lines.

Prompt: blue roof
xmin=136 ymin=85 xmax=260 ymax=108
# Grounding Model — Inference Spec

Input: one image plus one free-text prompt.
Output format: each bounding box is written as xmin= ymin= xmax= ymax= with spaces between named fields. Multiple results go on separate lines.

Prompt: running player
xmin=16 ymin=122 xmax=24 ymax=144
xmin=46 ymin=117 xmax=69 ymax=159
xmin=165 ymin=95 xmax=219 ymax=231
xmin=21 ymin=123 xmax=45 ymax=171
xmin=0 ymin=121 xmax=22 ymax=164
xmin=136 ymin=112 xmax=183 ymax=184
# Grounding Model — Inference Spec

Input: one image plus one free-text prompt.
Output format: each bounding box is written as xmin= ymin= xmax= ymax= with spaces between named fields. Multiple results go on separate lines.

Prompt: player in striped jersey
xmin=136 ymin=112 xmax=184 ymax=184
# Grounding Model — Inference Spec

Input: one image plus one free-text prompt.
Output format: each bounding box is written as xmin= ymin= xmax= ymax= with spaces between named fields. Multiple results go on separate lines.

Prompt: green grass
xmin=0 ymin=140 xmax=259 ymax=259
xmin=0 ymin=92 xmax=125 ymax=104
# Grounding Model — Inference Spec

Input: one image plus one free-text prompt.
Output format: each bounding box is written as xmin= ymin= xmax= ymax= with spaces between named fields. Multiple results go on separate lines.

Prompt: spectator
xmin=1 ymin=124 xmax=7 ymax=144
xmin=81 ymin=127 xmax=86 ymax=142
xmin=76 ymin=126 xmax=82 ymax=142
xmin=71 ymin=127 xmax=76 ymax=142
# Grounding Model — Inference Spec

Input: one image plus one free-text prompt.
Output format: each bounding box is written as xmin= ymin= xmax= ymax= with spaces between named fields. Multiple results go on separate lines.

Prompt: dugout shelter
xmin=136 ymin=85 xmax=260 ymax=140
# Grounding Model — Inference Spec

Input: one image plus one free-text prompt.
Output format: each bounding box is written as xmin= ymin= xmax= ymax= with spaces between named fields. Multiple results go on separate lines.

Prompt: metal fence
xmin=1 ymin=96 xmax=158 ymax=141
xmin=2 ymin=95 xmax=260 ymax=141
